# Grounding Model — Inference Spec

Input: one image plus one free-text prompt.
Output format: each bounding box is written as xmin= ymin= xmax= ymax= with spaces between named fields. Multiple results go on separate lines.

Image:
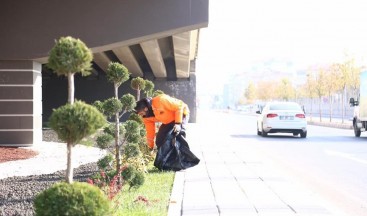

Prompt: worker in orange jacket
xmin=134 ymin=94 xmax=190 ymax=149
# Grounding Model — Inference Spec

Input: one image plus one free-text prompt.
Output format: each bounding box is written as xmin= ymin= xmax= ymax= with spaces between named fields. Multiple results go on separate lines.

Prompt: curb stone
xmin=167 ymin=171 xmax=185 ymax=216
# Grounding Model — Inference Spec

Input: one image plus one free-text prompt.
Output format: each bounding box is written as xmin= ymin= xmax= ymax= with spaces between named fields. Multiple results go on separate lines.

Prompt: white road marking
xmin=325 ymin=150 xmax=367 ymax=165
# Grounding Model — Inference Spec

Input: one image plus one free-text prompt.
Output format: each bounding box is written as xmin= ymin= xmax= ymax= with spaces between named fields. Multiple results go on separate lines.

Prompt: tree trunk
xmin=342 ymin=86 xmax=346 ymax=123
xmin=319 ymin=96 xmax=322 ymax=122
xmin=114 ymin=83 xmax=118 ymax=100
xmin=310 ymin=98 xmax=313 ymax=121
xmin=114 ymin=84 xmax=121 ymax=184
xmin=137 ymin=88 xmax=141 ymax=101
xmin=67 ymin=73 xmax=75 ymax=104
xmin=115 ymin=112 xmax=121 ymax=184
xmin=329 ymin=94 xmax=332 ymax=122
xmin=66 ymin=72 xmax=75 ymax=184
xmin=66 ymin=143 xmax=73 ymax=183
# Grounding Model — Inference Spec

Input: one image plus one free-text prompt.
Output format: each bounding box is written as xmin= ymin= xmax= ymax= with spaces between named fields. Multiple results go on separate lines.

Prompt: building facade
xmin=0 ymin=0 xmax=209 ymax=146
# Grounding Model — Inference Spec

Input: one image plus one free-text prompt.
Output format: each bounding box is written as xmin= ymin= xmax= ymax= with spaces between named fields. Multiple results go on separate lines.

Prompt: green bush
xmin=97 ymin=154 xmax=114 ymax=170
xmin=152 ymin=89 xmax=164 ymax=97
xmin=124 ymin=143 xmax=140 ymax=158
xmin=103 ymin=123 xmax=125 ymax=137
xmin=144 ymin=80 xmax=154 ymax=97
xmin=128 ymin=113 xmax=144 ymax=124
xmin=131 ymin=171 xmax=145 ymax=189
xmin=106 ymin=62 xmax=130 ymax=86
xmin=121 ymin=165 xmax=145 ymax=189
xmin=120 ymin=93 xmax=136 ymax=111
xmin=49 ymin=101 xmax=106 ymax=144
xmin=123 ymin=120 xmax=141 ymax=143
xmin=47 ymin=36 xmax=93 ymax=76
xmin=102 ymin=98 xmax=123 ymax=118
xmin=93 ymin=100 xmax=104 ymax=113
xmin=34 ymin=182 xmax=113 ymax=216
xmin=96 ymin=134 xmax=114 ymax=149
xmin=131 ymin=77 xmax=146 ymax=91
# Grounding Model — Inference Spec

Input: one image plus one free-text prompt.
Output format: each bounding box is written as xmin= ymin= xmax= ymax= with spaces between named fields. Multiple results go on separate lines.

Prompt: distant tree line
xmin=243 ymin=56 xmax=363 ymax=123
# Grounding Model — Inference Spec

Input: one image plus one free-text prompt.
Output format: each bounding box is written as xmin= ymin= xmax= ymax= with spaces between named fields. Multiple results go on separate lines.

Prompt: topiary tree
xmin=143 ymin=80 xmax=154 ymax=97
xmin=49 ymin=101 xmax=106 ymax=183
xmin=131 ymin=77 xmax=146 ymax=100
xmin=47 ymin=36 xmax=104 ymax=183
xmin=153 ymin=89 xmax=165 ymax=97
xmin=94 ymin=94 xmax=137 ymax=174
xmin=34 ymin=182 xmax=113 ymax=216
xmin=47 ymin=36 xmax=93 ymax=104
xmin=105 ymin=62 xmax=131 ymax=181
xmin=93 ymin=62 xmax=148 ymax=187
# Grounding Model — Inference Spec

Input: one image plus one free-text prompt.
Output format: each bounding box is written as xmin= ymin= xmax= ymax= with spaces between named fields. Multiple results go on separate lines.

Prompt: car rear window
xmin=269 ymin=103 xmax=302 ymax=111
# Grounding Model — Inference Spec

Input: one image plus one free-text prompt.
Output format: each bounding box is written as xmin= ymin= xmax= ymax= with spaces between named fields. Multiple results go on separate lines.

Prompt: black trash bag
xmin=154 ymin=130 xmax=200 ymax=171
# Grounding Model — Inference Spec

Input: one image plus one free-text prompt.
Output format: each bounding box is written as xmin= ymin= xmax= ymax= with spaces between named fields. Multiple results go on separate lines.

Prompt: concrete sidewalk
xmin=167 ymin=118 xmax=348 ymax=216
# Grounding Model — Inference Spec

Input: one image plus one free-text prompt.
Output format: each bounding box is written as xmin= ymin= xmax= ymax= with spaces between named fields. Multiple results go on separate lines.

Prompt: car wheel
xmin=300 ymin=131 xmax=307 ymax=138
xmin=293 ymin=132 xmax=299 ymax=136
xmin=257 ymin=123 xmax=261 ymax=136
xmin=261 ymin=124 xmax=267 ymax=137
xmin=354 ymin=122 xmax=361 ymax=137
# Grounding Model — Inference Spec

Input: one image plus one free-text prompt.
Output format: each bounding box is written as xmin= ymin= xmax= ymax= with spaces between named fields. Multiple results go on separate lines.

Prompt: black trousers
xmin=155 ymin=115 xmax=188 ymax=148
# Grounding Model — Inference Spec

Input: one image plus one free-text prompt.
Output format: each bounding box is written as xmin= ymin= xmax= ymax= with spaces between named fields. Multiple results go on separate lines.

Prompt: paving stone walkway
xmin=168 ymin=113 xmax=348 ymax=216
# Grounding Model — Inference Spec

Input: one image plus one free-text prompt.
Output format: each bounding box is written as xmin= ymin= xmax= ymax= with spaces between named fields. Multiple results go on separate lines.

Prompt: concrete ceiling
xmin=91 ymin=29 xmax=199 ymax=80
xmin=0 ymin=0 xmax=208 ymax=81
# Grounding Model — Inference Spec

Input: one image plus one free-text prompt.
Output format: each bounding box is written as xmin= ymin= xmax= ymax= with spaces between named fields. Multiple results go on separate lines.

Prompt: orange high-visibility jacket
xmin=142 ymin=94 xmax=189 ymax=149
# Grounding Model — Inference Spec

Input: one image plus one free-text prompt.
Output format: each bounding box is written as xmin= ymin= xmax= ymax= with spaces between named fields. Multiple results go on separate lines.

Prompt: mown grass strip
xmin=115 ymin=167 xmax=175 ymax=216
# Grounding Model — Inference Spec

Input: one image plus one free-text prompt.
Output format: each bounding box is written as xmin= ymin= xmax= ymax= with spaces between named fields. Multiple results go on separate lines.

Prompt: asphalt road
xmin=198 ymin=110 xmax=367 ymax=216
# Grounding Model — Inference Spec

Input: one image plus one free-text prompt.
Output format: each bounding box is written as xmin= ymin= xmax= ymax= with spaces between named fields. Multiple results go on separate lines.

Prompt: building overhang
xmin=0 ymin=0 xmax=209 ymax=80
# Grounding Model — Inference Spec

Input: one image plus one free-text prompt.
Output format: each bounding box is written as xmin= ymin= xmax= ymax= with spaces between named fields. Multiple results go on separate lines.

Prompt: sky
xmin=196 ymin=0 xmax=367 ymax=95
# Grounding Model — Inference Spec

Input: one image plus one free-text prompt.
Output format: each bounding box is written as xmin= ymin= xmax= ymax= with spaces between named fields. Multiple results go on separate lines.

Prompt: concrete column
xmin=0 ymin=61 xmax=42 ymax=147
xmin=153 ymin=73 xmax=197 ymax=123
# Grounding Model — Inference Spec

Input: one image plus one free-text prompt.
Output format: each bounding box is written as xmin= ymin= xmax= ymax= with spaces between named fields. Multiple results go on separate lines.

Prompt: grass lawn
xmin=114 ymin=166 xmax=175 ymax=216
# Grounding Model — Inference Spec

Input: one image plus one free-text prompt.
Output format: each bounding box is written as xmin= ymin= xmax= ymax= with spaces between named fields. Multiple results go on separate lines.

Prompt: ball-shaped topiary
xmin=106 ymin=62 xmax=130 ymax=87
xmin=121 ymin=165 xmax=145 ymax=189
xmin=96 ymin=134 xmax=114 ymax=149
xmin=120 ymin=93 xmax=136 ymax=111
xmin=34 ymin=182 xmax=113 ymax=216
xmin=103 ymin=123 xmax=125 ymax=137
xmin=123 ymin=120 xmax=141 ymax=143
xmin=131 ymin=77 xmax=146 ymax=90
xmin=124 ymin=143 xmax=141 ymax=158
xmin=144 ymin=80 xmax=154 ymax=96
xmin=47 ymin=36 xmax=93 ymax=76
xmin=97 ymin=154 xmax=114 ymax=170
xmin=130 ymin=171 xmax=145 ymax=189
xmin=49 ymin=101 xmax=106 ymax=144
xmin=102 ymin=98 xmax=123 ymax=118
xmin=153 ymin=89 xmax=165 ymax=97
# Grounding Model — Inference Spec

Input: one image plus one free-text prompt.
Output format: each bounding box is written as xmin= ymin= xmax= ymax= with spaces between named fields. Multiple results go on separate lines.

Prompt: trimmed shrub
xmin=34 ymin=182 xmax=112 ymax=216
xmin=49 ymin=101 xmax=106 ymax=145
xmin=120 ymin=93 xmax=136 ymax=111
xmin=130 ymin=77 xmax=146 ymax=91
xmin=47 ymin=36 xmax=93 ymax=76
xmin=96 ymin=134 xmax=114 ymax=149
xmin=121 ymin=165 xmax=145 ymax=189
xmin=124 ymin=143 xmax=140 ymax=158
xmin=97 ymin=154 xmax=114 ymax=170
xmin=106 ymin=62 xmax=130 ymax=87
xmin=102 ymin=98 xmax=123 ymax=118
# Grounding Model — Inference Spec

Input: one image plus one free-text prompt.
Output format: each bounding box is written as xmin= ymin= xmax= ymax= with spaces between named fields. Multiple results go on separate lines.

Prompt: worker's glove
xmin=173 ymin=123 xmax=182 ymax=135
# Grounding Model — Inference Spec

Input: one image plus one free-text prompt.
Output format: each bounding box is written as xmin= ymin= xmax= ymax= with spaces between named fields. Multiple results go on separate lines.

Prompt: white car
xmin=256 ymin=102 xmax=307 ymax=138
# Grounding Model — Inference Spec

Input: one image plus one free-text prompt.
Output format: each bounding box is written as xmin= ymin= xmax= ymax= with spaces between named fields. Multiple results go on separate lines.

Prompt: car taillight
xmin=295 ymin=114 xmax=305 ymax=118
xmin=266 ymin=113 xmax=278 ymax=118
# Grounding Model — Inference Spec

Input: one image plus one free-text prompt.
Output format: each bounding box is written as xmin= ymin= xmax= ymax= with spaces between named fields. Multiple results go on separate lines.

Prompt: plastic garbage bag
xmin=154 ymin=130 xmax=200 ymax=171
